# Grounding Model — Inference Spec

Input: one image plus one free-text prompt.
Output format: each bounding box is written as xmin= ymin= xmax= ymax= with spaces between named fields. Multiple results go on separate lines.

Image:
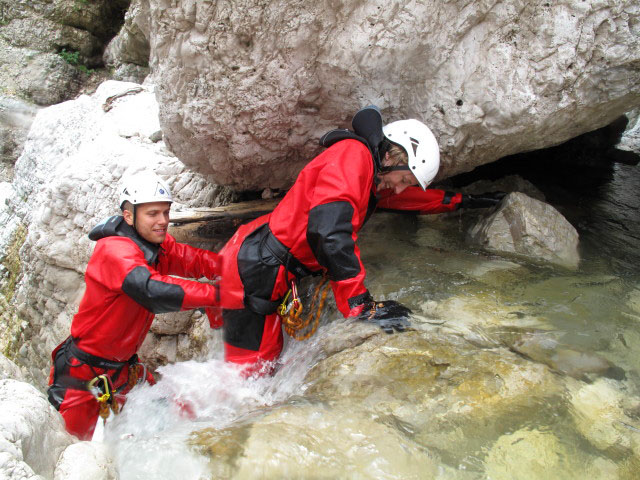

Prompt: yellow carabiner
xmin=87 ymin=374 xmax=112 ymax=403
xmin=278 ymin=289 xmax=292 ymax=316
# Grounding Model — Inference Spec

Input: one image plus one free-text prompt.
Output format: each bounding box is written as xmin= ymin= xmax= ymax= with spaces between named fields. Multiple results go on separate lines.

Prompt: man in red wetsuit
xmin=216 ymin=106 xmax=504 ymax=371
xmin=47 ymin=171 xmax=221 ymax=440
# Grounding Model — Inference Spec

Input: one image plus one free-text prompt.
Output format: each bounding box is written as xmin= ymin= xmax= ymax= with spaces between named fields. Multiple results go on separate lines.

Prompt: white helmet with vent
xmin=382 ymin=119 xmax=440 ymax=189
xmin=119 ymin=171 xmax=173 ymax=209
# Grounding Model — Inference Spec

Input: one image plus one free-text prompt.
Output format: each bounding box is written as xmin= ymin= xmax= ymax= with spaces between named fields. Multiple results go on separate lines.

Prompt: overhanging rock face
xmin=146 ymin=0 xmax=640 ymax=190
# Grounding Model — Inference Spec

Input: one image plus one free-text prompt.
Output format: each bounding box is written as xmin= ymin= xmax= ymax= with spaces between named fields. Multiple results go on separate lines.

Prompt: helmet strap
xmin=379 ymin=165 xmax=411 ymax=173
xmin=132 ymin=204 xmax=138 ymax=232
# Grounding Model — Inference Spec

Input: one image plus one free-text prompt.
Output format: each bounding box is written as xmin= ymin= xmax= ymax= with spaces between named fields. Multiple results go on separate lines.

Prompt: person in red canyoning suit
xmin=215 ymin=106 xmax=504 ymax=372
xmin=47 ymin=171 xmax=221 ymax=440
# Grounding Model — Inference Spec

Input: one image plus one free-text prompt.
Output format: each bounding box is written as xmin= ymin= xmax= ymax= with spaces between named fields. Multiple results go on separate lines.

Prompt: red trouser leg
xmin=59 ymin=389 xmax=100 ymax=440
xmin=224 ymin=311 xmax=284 ymax=370
xmin=218 ymin=217 xmax=288 ymax=373
xmin=49 ymin=350 xmax=141 ymax=440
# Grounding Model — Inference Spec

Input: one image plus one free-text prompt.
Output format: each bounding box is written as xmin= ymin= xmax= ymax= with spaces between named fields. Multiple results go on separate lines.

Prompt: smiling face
xmin=123 ymin=201 xmax=172 ymax=244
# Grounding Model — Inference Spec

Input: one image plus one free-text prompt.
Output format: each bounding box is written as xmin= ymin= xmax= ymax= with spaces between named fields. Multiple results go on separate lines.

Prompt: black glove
xmin=460 ymin=191 xmax=507 ymax=209
xmin=355 ymin=300 xmax=412 ymax=333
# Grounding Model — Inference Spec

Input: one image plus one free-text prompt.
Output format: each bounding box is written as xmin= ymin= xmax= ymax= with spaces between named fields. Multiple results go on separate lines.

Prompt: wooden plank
xmin=168 ymin=198 xmax=281 ymax=244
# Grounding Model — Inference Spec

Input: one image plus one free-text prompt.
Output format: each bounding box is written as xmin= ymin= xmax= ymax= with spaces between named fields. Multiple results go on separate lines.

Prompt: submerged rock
xmin=568 ymin=378 xmax=640 ymax=454
xmin=197 ymin=403 xmax=439 ymax=479
xmin=506 ymin=331 xmax=624 ymax=381
xmin=484 ymin=428 xmax=616 ymax=480
xmin=305 ymin=329 xmax=563 ymax=462
xmin=467 ymin=192 xmax=580 ymax=269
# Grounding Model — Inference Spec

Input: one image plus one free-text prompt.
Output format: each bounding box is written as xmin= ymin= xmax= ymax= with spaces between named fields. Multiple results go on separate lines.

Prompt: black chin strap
xmin=132 ymin=204 xmax=138 ymax=231
xmin=379 ymin=165 xmax=411 ymax=173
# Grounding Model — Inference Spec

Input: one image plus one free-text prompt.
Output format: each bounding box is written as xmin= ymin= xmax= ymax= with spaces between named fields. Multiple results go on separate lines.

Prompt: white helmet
xmin=119 ymin=171 xmax=173 ymax=209
xmin=382 ymin=119 xmax=440 ymax=190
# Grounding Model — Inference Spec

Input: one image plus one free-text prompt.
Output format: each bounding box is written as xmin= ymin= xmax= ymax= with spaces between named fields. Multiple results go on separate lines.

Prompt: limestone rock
xmin=54 ymin=441 xmax=117 ymax=480
xmin=506 ymin=331 xmax=624 ymax=380
xmin=0 ymin=37 xmax=82 ymax=106
xmin=0 ymin=379 xmax=74 ymax=479
xmin=459 ymin=174 xmax=546 ymax=203
xmin=147 ymin=0 xmax=640 ymax=190
xmin=2 ymin=80 xmax=234 ymax=387
xmin=467 ymin=192 xmax=580 ymax=269
xmin=0 ymin=95 xmax=40 ymax=181
xmin=103 ymin=0 xmax=151 ymax=70
xmin=620 ymin=108 xmax=640 ymax=154
xmin=0 ymin=353 xmax=24 ymax=381
xmin=150 ymin=310 xmax=195 ymax=336
xmin=0 ymin=0 xmax=130 ymax=105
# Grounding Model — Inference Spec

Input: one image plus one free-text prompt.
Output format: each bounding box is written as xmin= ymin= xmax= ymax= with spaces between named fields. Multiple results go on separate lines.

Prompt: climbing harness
xmin=279 ymin=275 xmax=331 ymax=341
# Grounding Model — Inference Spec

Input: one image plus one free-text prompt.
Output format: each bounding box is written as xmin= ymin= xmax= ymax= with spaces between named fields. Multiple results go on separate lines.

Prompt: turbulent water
xmin=105 ymin=163 xmax=640 ymax=479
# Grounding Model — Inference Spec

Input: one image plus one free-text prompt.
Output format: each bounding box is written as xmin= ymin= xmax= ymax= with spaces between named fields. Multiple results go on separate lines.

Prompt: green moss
xmin=1 ymin=224 xmax=26 ymax=303
xmin=1 ymin=224 xmax=27 ymax=359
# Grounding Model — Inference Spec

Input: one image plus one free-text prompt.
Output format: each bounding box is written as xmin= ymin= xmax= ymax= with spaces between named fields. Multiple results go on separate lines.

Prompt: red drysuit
xmin=47 ymin=216 xmax=219 ymax=439
xmin=217 ymin=139 xmax=462 ymax=368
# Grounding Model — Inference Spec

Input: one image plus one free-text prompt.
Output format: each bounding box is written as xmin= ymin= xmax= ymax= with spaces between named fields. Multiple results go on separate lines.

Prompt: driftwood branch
xmin=168 ymin=198 xmax=280 ymax=244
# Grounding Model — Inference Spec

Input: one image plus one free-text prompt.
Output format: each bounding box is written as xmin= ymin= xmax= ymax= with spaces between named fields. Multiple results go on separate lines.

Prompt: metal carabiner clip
xmin=87 ymin=374 xmax=112 ymax=403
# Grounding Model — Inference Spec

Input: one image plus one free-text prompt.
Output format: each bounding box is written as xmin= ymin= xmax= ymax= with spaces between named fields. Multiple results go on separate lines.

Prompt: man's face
xmin=123 ymin=201 xmax=171 ymax=244
xmin=378 ymin=156 xmax=419 ymax=194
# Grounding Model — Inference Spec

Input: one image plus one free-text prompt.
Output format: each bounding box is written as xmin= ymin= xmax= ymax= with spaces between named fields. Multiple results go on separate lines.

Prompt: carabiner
xmin=87 ymin=374 xmax=112 ymax=403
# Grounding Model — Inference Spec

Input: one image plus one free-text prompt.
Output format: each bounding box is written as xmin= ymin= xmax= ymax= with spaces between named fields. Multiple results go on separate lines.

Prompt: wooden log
xmin=168 ymin=198 xmax=280 ymax=244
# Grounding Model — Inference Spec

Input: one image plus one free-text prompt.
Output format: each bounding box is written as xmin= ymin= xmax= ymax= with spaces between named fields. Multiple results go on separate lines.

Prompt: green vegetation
xmin=0 ymin=224 xmax=27 ymax=359
xmin=59 ymin=48 xmax=80 ymax=66
xmin=58 ymin=48 xmax=95 ymax=75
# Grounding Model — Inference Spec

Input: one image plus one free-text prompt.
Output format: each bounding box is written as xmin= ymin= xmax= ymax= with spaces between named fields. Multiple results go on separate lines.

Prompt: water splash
xmin=104 ymin=322 xmax=333 ymax=480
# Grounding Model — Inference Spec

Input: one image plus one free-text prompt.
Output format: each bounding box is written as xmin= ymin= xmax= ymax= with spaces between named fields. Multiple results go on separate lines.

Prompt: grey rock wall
xmin=0 ymin=0 xmax=130 ymax=105
xmin=147 ymin=0 xmax=640 ymax=191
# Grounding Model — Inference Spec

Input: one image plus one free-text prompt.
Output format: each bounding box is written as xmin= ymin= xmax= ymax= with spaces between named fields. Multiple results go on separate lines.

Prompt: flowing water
xmin=106 ymin=163 xmax=640 ymax=479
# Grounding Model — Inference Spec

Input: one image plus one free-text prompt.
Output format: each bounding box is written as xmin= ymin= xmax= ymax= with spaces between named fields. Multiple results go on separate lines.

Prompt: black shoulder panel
xmin=122 ymin=266 xmax=185 ymax=314
xmin=88 ymin=216 xmax=124 ymax=241
xmin=319 ymin=129 xmax=369 ymax=149
xmin=307 ymin=201 xmax=360 ymax=281
xmin=89 ymin=216 xmax=159 ymax=266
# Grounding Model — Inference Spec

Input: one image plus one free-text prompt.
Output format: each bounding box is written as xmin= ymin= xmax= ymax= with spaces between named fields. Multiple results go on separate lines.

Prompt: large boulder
xmin=146 ymin=0 xmax=640 ymax=190
xmin=1 ymin=80 xmax=235 ymax=388
xmin=467 ymin=192 xmax=580 ymax=269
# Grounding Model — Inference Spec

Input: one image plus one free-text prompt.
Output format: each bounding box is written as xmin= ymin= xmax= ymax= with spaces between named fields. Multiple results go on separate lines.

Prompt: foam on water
xmin=103 ymin=324 xmax=330 ymax=479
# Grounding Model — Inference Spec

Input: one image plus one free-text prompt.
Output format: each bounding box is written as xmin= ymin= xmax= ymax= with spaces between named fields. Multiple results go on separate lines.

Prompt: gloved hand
xmin=354 ymin=300 xmax=412 ymax=333
xmin=460 ymin=191 xmax=507 ymax=209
